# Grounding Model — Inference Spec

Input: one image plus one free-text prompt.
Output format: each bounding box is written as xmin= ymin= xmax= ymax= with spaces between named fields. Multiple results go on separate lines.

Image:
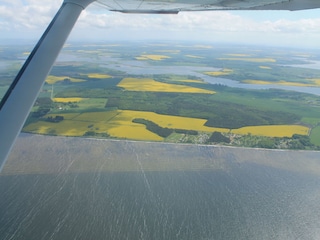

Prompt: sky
xmin=1 ymin=0 xmax=320 ymax=48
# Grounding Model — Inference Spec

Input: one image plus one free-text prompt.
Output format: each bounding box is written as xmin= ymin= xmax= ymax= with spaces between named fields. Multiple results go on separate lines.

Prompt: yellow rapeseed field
xmin=232 ymin=125 xmax=309 ymax=137
xmin=108 ymin=125 xmax=163 ymax=141
xmin=45 ymin=75 xmax=86 ymax=84
xmin=117 ymin=78 xmax=215 ymax=94
xmin=53 ymin=98 xmax=85 ymax=103
xmin=86 ymin=73 xmax=112 ymax=79
xmin=135 ymin=55 xmax=171 ymax=61
xmin=23 ymin=110 xmax=309 ymax=140
xmin=113 ymin=110 xmax=229 ymax=133
xmin=24 ymin=111 xmax=163 ymax=141
xmin=204 ymin=68 xmax=233 ymax=76
xmin=243 ymin=80 xmax=274 ymax=85
xmin=243 ymin=79 xmax=320 ymax=87
xmin=23 ymin=120 xmax=90 ymax=136
xmin=259 ymin=66 xmax=272 ymax=69
xmin=185 ymin=55 xmax=204 ymax=59
xmin=307 ymin=78 xmax=320 ymax=86
xmin=24 ymin=110 xmax=226 ymax=139
xmin=218 ymin=57 xmax=276 ymax=63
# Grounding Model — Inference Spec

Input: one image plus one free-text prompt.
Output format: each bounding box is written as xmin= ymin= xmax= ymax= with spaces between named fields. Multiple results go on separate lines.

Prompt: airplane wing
xmin=97 ymin=0 xmax=320 ymax=13
xmin=1 ymin=0 xmax=320 ymax=171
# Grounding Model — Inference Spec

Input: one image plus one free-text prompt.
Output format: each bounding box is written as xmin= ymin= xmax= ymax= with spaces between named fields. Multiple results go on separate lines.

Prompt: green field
xmin=310 ymin=126 xmax=320 ymax=146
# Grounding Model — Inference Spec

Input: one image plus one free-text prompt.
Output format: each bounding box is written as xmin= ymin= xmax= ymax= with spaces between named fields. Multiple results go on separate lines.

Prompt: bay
xmin=1 ymin=134 xmax=320 ymax=239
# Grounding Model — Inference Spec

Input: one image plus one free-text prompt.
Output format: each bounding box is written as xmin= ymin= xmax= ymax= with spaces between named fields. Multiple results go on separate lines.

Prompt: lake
xmin=1 ymin=134 xmax=320 ymax=239
xmin=99 ymin=58 xmax=320 ymax=95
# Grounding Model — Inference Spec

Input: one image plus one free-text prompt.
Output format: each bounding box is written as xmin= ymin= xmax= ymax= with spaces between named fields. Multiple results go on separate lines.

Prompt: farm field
xmin=45 ymin=75 xmax=86 ymax=84
xmin=1 ymin=42 xmax=319 ymax=149
xmin=118 ymin=77 xmax=214 ymax=94
xmin=204 ymin=68 xmax=233 ymax=76
xmin=217 ymin=57 xmax=276 ymax=62
xmin=310 ymin=126 xmax=320 ymax=146
xmin=86 ymin=73 xmax=112 ymax=79
xmin=231 ymin=125 xmax=309 ymax=137
xmin=243 ymin=79 xmax=320 ymax=87
xmin=135 ymin=54 xmax=171 ymax=60
xmin=53 ymin=97 xmax=86 ymax=102
xmin=23 ymin=110 xmax=309 ymax=141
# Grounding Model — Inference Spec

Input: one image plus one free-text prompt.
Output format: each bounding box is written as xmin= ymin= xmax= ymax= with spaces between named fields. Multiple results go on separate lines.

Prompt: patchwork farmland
xmin=16 ymin=42 xmax=320 ymax=150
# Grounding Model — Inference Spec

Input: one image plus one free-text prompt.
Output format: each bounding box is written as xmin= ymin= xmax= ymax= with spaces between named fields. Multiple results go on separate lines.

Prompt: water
xmin=99 ymin=59 xmax=320 ymax=96
xmin=284 ymin=60 xmax=320 ymax=70
xmin=0 ymin=62 xmax=9 ymax=71
xmin=1 ymin=134 xmax=320 ymax=239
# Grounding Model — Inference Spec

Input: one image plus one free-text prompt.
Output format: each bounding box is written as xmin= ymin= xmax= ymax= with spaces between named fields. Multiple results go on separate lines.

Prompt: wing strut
xmin=0 ymin=0 xmax=95 ymax=171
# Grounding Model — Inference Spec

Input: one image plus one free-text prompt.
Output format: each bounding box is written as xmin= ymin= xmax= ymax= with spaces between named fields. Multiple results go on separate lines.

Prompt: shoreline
xmin=19 ymin=132 xmax=320 ymax=153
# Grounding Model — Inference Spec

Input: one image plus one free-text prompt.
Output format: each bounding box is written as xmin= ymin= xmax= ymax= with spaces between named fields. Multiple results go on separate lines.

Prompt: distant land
xmin=1 ymin=41 xmax=320 ymax=150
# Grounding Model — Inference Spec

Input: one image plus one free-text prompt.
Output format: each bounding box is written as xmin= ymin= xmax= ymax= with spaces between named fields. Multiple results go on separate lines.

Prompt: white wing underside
xmin=97 ymin=0 xmax=320 ymax=13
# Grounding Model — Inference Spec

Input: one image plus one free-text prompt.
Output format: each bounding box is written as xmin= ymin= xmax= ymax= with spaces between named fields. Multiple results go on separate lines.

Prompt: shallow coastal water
xmin=1 ymin=134 xmax=320 ymax=239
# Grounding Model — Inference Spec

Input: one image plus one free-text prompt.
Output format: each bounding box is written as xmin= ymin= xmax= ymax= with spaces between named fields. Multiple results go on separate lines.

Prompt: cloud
xmin=76 ymin=11 xmax=248 ymax=32
xmin=0 ymin=0 xmax=61 ymax=30
xmin=268 ymin=18 xmax=320 ymax=33
xmin=76 ymin=7 xmax=320 ymax=34
xmin=0 ymin=0 xmax=320 ymax=47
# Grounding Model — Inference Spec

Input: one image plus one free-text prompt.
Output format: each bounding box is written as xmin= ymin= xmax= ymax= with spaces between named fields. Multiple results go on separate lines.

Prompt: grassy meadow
xmin=53 ymin=97 xmax=86 ymax=103
xmin=310 ymin=126 xmax=320 ymax=146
